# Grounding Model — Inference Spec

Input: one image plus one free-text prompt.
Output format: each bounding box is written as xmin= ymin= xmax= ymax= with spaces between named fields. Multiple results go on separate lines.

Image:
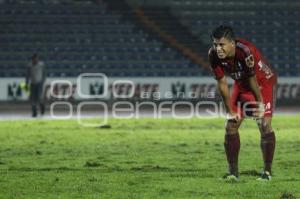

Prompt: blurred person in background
xmin=25 ymin=53 xmax=46 ymax=117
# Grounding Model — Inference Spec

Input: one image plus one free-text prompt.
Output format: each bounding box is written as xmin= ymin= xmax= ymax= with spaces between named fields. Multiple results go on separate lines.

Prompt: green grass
xmin=0 ymin=116 xmax=299 ymax=199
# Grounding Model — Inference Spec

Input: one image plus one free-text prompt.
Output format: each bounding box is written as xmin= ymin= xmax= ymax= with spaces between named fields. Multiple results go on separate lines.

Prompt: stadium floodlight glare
xmin=112 ymin=80 xmax=135 ymax=98
xmin=77 ymin=73 xmax=108 ymax=99
xmin=50 ymin=80 xmax=73 ymax=99
xmin=50 ymin=101 xmax=73 ymax=119
xmin=77 ymin=101 xmax=108 ymax=127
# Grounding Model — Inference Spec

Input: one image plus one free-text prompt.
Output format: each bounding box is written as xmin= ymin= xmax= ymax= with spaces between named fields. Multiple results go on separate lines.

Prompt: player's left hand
xmin=253 ymin=102 xmax=265 ymax=118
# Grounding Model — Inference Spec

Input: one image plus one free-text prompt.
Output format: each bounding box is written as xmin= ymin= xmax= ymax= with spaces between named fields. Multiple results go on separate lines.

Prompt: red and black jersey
xmin=208 ymin=39 xmax=277 ymax=91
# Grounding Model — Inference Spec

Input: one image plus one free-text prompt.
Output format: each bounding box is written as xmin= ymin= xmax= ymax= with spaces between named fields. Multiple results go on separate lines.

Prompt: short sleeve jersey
xmin=208 ymin=39 xmax=277 ymax=91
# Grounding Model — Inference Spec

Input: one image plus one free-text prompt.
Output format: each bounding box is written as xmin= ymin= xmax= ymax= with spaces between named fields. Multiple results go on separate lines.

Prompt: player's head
xmin=32 ymin=53 xmax=39 ymax=64
xmin=211 ymin=25 xmax=236 ymax=59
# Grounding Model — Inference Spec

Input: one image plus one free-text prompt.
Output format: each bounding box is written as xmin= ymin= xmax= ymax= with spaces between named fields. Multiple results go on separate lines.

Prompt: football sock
xmin=224 ymin=133 xmax=240 ymax=176
xmin=261 ymin=132 xmax=276 ymax=174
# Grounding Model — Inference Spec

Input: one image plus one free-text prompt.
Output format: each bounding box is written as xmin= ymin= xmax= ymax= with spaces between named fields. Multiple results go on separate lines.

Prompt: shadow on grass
xmin=240 ymin=170 xmax=261 ymax=176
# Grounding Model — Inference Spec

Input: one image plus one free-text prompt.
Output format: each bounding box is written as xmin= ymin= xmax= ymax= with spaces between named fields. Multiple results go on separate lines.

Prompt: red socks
xmin=224 ymin=132 xmax=276 ymax=176
xmin=261 ymin=132 xmax=276 ymax=174
xmin=224 ymin=133 xmax=240 ymax=176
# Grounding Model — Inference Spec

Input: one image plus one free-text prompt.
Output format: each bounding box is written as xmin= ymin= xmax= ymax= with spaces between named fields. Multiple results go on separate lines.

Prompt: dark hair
xmin=32 ymin=53 xmax=38 ymax=60
xmin=211 ymin=25 xmax=235 ymax=41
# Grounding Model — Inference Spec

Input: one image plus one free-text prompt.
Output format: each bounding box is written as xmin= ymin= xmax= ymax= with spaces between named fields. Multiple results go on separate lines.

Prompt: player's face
xmin=212 ymin=37 xmax=235 ymax=59
xmin=32 ymin=57 xmax=39 ymax=65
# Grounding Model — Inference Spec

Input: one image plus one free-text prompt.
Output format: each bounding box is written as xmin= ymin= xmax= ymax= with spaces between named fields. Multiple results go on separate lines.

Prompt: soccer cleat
xmin=256 ymin=171 xmax=272 ymax=181
xmin=222 ymin=173 xmax=239 ymax=182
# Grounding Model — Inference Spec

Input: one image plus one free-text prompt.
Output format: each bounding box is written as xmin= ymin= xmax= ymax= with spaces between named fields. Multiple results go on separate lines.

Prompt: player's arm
xmin=208 ymin=49 xmax=239 ymax=121
xmin=248 ymin=75 xmax=264 ymax=118
xmin=248 ymin=75 xmax=262 ymax=102
xmin=217 ymin=76 xmax=239 ymax=121
xmin=244 ymin=47 xmax=264 ymax=118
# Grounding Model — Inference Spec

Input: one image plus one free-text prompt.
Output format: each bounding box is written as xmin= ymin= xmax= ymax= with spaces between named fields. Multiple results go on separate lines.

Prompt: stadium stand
xmin=0 ymin=0 xmax=299 ymax=77
xmin=0 ymin=0 xmax=201 ymax=77
xmin=165 ymin=0 xmax=300 ymax=76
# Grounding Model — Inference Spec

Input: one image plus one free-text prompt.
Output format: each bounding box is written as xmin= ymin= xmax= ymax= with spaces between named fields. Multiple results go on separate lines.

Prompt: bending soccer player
xmin=208 ymin=25 xmax=277 ymax=181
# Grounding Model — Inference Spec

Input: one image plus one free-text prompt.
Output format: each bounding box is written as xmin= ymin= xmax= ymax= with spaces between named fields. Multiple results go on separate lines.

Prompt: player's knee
xmin=258 ymin=120 xmax=273 ymax=134
xmin=225 ymin=120 xmax=239 ymax=134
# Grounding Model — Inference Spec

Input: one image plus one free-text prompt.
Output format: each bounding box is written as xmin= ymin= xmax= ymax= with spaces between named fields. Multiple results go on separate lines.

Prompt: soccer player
xmin=208 ymin=25 xmax=277 ymax=181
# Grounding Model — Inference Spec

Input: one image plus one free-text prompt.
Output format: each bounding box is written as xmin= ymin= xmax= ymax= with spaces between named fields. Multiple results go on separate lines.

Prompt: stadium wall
xmin=1 ymin=77 xmax=299 ymax=105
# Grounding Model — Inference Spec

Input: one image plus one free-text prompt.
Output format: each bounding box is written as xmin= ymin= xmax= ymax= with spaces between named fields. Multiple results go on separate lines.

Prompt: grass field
xmin=0 ymin=116 xmax=299 ymax=199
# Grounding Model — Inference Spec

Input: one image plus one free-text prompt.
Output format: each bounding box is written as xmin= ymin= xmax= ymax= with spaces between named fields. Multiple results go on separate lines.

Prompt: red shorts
xmin=230 ymin=82 xmax=277 ymax=118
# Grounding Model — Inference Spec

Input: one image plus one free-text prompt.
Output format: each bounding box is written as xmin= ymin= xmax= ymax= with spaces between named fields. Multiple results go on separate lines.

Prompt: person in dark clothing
xmin=25 ymin=54 xmax=46 ymax=117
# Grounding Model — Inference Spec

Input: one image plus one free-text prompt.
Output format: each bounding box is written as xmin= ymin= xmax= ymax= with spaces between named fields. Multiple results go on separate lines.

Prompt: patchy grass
xmin=0 ymin=116 xmax=299 ymax=199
